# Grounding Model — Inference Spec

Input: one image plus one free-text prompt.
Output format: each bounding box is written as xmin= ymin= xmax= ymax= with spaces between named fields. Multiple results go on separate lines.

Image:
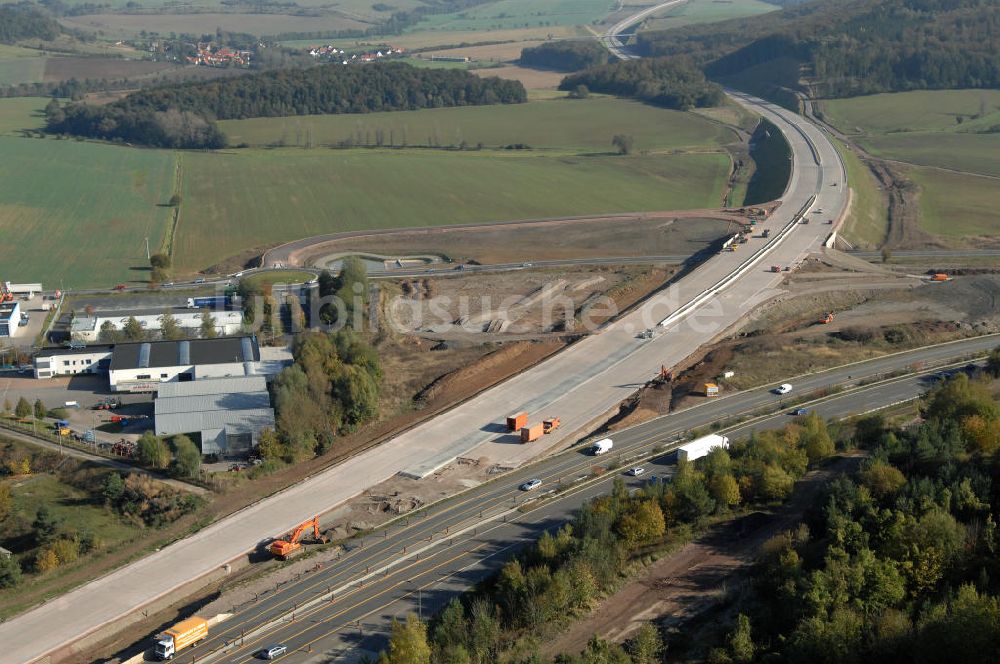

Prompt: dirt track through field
xmin=544 ymin=453 xmax=865 ymax=656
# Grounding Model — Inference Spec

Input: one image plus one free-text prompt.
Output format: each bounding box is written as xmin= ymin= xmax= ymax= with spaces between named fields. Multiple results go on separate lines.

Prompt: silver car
xmin=519 ymin=479 xmax=542 ymax=491
xmin=260 ymin=644 xmax=287 ymax=660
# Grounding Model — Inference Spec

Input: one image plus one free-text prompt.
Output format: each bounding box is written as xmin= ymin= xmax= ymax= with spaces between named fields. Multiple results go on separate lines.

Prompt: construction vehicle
xmin=0 ymin=282 xmax=11 ymax=302
xmin=762 ymin=229 xmax=771 ymax=238
xmin=154 ymin=616 xmax=209 ymax=660
xmin=520 ymin=423 xmax=544 ymax=443
xmin=818 ymin=311 xmax=835 ymax=324
xmin=770 ymin=265 xmax=782 ymax=273
xmin=658 ymin=365 xmax=673 ymax=383
xmin=268 ymin=516 xmax=327 ymax=559
xmin=506 ymin=411 xmax=528 ymax=432
xmin=542 ymin=417 xmax=561 ymax=434
xmin=703 ymin=382 xmax=719 ymax=397
xmin=931 ymin=273 xmax=951 ymax=282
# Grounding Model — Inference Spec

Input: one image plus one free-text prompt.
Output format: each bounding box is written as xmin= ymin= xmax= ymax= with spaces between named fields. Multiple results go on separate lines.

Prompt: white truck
xmin=677 ymin=434 xmax=729 ymax=463
xmin=591 ymin=438 xmax=613 ymax=455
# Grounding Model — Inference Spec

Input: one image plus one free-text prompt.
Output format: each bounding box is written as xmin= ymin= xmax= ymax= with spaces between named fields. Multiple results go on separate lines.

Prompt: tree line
xmin=0 ymin=5 xmax=61 ymax=44
xmin=370 ymin=410 xmax=841 ymax=664
xmin=44 ymin=62 xmax=527 ymax=148
xmin=559 ymin=58 xmax=724 ymax=111
xmin=700 ymin=366 xmax=1000 ymax=664
xmin=637 ymin=0 xmax=1000 ymax=97
xmin=519 ymin=41 xmax=610 ymax=72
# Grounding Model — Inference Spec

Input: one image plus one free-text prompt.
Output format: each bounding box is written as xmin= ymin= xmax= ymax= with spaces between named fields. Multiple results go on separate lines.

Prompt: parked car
xmin=627 ymin=467 xmax=645 ymax=477
xmin=259 ymin=644 xmax=287 ymax=660
xmin=775 ymin=383 xmax=793 ymax=395
xmin=519 ymin=479 xmax=542 ymax=491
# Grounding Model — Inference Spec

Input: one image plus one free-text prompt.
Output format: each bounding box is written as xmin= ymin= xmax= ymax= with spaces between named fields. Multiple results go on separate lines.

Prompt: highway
xmin=165 ymin=334 xmax=998 ymax=663
xmin=0 ymin=0 xmax=852 ymax=659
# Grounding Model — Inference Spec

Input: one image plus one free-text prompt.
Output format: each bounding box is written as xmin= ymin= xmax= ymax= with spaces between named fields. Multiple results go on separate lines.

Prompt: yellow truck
xmin=154 ymin=616 xmax=208 ymax=660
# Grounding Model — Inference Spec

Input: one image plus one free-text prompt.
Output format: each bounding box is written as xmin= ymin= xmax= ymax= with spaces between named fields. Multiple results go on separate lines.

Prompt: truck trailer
xmin=591 ymin=438 xmax=613 ymax=455
xmin=154 ymin=616 xmax=208 ymax=660
xmin=520 ymin=423 xmax=544 ymax=443
xmin=677 ymin=434 xmax=729 ymax=463
xmin=506 ymin=411 xmax=528 ymax=432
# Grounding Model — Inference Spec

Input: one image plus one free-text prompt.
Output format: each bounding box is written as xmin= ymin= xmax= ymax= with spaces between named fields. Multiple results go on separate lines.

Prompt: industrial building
xmin=0 ymin=301 xmax=21 ymax=338
xmin=154 ymin=376 xmax=275 ymax=456
xmin=33 ymin=345 xmax=114 ymax=378
xmin=70 ymin=310 xmax=243 ymax=342
xmin=109 ymin=336 xmax=261 ymax=392
xmin=32 ymin=336 xmax=270 ymax=390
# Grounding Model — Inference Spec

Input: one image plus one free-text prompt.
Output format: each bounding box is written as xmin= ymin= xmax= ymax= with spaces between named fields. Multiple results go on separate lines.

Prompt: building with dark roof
xmin=109 ymin=337 xmax=261 ymax=392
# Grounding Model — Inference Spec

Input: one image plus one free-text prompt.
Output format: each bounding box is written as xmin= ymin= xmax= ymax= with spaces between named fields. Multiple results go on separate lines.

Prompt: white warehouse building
xmin=108 ymin=336 xmax=262 ymax=392
xmin=70 ymin=309 xmax=244 ymax=342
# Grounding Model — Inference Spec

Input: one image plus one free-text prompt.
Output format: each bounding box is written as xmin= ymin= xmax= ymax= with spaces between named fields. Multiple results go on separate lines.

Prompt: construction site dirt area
xmin=386 ymin=266 xmax=671 ymax=339
xmin=291 ymin=213 xmax=737 ymax=268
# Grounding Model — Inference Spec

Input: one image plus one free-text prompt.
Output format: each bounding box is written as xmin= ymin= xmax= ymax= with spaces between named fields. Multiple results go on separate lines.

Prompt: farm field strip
xmin=906 ymin=165 xmax=1000 ymax=240
xmin=0 ymin=137 xmax=176 ymax=287
xmin=177 ymin=148 xmax=731 ymax=272
xmin=219 ymin=97 xmax=734 ymax=150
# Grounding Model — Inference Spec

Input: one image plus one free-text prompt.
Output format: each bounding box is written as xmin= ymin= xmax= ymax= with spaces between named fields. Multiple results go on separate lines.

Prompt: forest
xmin=637 ymin=0 xmax=1000 ymax=97
xmin=559 ymin=58 xmax=724 ymax=111
xmin=696 ymin=362 xmax=1000 ymax=663
xmin=44 ymin=62 xmax=527 ymax=148
xmin=519 ymin=41 xmax=611 ymax=72
xmin=0 ymin=5 xmax=61 ymax=43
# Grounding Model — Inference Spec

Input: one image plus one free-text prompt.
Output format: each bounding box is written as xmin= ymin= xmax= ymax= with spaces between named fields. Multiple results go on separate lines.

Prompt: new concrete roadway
xmin=165 ymin=334 xmax=999 ymax=663
xmin=2 ymin=8 xmax=850 ymax=662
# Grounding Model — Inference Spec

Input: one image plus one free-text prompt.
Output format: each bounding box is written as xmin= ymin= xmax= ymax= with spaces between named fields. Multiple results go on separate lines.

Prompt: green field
xmin=220 ymin=96 xmax=734 ymax=150
xmin=643 ymin=0 xmax=779 ymax=31
xmin=178 ymin=147 xmax=731 ymax=271
xmin=410 ymin=0 xmax=612 ymax=32
xmin=0 ymin=43 xmax=47 ymax=86
xmin=821 ymin=90 xmax=1000 ymax=176
xmin=0 ymin=137 xmax=176 ymax=287
xmin=833 ymin=138 xmax=888 ymax=249
xmin=907 ymin=166 xmax=1000 ymax=240
xmin=0 ymin=97 xmax=46 ymax=134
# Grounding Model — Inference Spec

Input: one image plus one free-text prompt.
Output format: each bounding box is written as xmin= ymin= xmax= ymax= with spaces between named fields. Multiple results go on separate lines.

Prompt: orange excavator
xmin=818 ymin=311 xmax=835 ymax=325
xmin=268 ymin=516 xmax=327 ymax=559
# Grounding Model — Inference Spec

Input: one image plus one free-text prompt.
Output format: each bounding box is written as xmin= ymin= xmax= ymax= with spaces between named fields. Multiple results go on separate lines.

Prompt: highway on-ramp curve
xmin=0 ymin=17 xmax=849 ymax=664
xmin=172 ymin=335 xmax=999 ymax=663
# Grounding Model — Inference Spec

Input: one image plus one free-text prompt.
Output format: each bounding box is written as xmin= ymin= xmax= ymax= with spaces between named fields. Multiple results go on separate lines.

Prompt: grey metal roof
xmin=156 ymin=408 xmax=275 ymax=437
xmin=155 ymin=392 xmax=271 ymax=416
xmin=110 ymin=336 xmax=260 ymax=371
xmin=157 ymin=376 xmax=267 ymax=398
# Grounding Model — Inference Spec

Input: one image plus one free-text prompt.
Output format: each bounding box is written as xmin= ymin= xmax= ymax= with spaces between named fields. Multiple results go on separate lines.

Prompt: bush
xmin=837 ymin=326 xmax=876 ymax=344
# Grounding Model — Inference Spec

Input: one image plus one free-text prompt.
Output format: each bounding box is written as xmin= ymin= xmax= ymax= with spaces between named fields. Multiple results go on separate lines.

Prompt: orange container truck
xmin=543 ymin=417 xmax=561 ymax=433
xmin=520 ymin=423 xmax=544 ymax=443
xmin=506 ymin=411 xmax=528 ymax=431
xmin=154 ymin=616 xmax=208 ymax=660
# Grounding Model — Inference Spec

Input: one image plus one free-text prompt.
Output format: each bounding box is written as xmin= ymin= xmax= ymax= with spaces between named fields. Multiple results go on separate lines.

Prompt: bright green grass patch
xmin=6 ymin=474 xmax=137 ymax=547
xmin=241 ymin=270 xmax=315 ymax=289
xmin=220 ymin=97 xmax=733 ymax=150
xmin=177 ymin=148 xmax=730 ymax=271
xmin=833 ymin=138 xmax=888 ymax=249
xmin=411 ymin=0 xmax=612 ymax=32
xmin=820 ymin=89 xmax=1000 ymax=135
xmin=0 ymin=137 xmax=176 ymax=288
xmin=0 ymin=97 xmax=46 ymax=134
xmin=643 ymin=0 xmax=778 ymax=30
xmin=907 ymin=166 xmax=1000 ymax=239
